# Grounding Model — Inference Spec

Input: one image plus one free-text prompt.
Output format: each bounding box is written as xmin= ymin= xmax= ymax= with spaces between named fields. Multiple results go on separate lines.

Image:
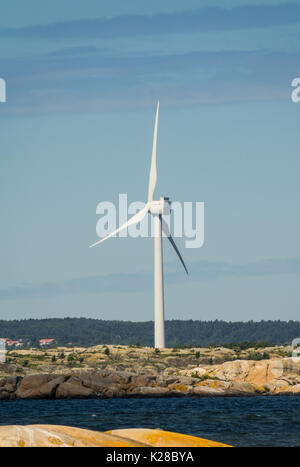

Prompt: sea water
xmin=0 ymin=396 xmax=299 ymax=447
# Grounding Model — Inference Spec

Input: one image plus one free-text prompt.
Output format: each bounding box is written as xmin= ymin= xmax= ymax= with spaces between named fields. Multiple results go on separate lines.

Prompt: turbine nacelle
xmin=149 ymin=197 xmax=171 ymax=215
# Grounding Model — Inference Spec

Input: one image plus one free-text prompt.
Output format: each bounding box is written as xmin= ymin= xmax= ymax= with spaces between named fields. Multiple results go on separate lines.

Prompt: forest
xmin=0 ymin=318 xmax=299 ymax=347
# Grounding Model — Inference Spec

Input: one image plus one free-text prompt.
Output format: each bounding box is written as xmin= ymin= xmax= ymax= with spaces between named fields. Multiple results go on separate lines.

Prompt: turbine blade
xmin=161 ymin=217 xmax=189 ymax=275
xmin=147 ymin=101 xmax=159 ymax=202
xmin=90 ymin=203 xmax=150 ymax=248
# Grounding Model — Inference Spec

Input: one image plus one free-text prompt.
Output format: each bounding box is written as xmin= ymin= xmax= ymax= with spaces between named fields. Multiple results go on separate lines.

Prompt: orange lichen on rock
xmin=0 ymin=425 xmax=231 ymax=447
xmin=106 ymin=428 xmax=232 ymax=447
xmin=0 ymin=425 xmax=148 ymax=447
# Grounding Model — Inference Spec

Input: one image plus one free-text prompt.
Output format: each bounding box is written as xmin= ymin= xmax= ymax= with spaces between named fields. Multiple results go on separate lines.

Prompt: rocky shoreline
xmin=1 ymin=357 xmax=300 ymax=399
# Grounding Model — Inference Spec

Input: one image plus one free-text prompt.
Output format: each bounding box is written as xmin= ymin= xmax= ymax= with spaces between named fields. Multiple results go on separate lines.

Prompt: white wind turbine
xmin=90 ymin=102 xmax=188 ymax=348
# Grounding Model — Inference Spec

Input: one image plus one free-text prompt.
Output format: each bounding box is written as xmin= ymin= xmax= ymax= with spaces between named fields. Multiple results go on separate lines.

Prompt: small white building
xmin=39 ymin=339 xmax=56 ymax=347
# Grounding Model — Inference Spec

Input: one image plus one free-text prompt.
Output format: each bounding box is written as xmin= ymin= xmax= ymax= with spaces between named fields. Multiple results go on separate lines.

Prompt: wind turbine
xmin=90 ymin=102 xmax=188 ymax=348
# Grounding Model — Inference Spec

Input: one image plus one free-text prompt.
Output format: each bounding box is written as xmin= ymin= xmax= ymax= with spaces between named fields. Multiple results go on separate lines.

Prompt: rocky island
xmin=1 ymin=343 xmax=300 ymax=399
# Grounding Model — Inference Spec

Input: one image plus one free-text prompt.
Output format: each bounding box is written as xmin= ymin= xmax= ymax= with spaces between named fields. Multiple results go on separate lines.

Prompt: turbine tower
xmin=90 ymin=102 xmax=188 ymax=348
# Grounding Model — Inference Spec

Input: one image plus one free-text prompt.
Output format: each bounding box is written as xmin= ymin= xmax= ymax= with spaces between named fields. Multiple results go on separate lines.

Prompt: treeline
xmin=0 ymin=318 xmax=299 ymax=347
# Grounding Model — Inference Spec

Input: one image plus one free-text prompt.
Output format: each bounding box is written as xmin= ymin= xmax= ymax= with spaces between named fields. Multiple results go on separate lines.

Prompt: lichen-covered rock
xmin=15 ymin=374 xmax=66 ymax=399
xmin=71 ymin=372 xmax=126 ymax=396
xmin=183 ymin=367 xmax=208 ymax=378
xmin=0 ymin=425 xmax=148 ymax=447
xmin=106 ymin=428 xmax=231 ymax=447
xmin=192 ymin=385 xmax=227 ymax=396
xmin=273 ymin=383 xmax=300 ymax=395
xmin=212 ymin=360 xmax=250 ymax=382
xmin=131 ymin=374 xmax=156 ymax=387
xmin=129 ymin=386 xmax=170 ymax=397
xmin=227 ymin=382 xmax=256 ymax=395
xmin=55 ymin=381 xmax=94 ymax=398
xmin=208 ymin=358 xmax=300 ymax=394
xmin=2 ymin=357 xmax=300 ymax=399
xmin=0 ymin=376 xmax=20 ymax=399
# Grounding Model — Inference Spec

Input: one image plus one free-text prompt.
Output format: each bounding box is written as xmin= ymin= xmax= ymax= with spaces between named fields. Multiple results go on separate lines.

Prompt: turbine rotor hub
xmin=149 ymin=197 xmax=171 ymax=215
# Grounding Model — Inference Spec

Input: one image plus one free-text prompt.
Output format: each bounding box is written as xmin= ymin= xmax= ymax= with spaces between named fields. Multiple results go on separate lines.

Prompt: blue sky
xmin=0 ymin=0 xmax=299 ymax=322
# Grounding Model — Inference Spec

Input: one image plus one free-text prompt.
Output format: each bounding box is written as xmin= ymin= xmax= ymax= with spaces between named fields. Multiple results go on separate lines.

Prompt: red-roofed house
xmin=0 ymin=339 xmax=24 ymax=348
xmin=7 ymin=340 xmax=19 ymax=347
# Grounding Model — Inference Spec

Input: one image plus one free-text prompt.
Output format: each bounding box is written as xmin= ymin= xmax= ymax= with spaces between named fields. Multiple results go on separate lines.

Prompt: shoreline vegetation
xmin=1 ymin=343 xmax=300 ymax=399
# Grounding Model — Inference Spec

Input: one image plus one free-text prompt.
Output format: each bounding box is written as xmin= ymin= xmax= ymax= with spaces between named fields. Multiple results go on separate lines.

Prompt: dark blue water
xmin=0 ymin=396 xmax=299 ymax=447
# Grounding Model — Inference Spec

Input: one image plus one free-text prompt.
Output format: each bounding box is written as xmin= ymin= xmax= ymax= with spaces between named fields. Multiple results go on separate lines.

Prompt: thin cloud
xmin=1 ymin=258 xmax=300 ymax=301
xmin=0 ymin=4 xmax=300 ymax=40
xmin=46 ymin=46 xmax=103 ymax=57
xmin=1 ymin=49 xmax=297 ymax=115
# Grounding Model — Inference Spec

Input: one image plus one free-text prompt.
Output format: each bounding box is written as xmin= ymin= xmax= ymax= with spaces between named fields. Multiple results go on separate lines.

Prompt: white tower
xmin=90 ymin=102 xmax=188 ymax=348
